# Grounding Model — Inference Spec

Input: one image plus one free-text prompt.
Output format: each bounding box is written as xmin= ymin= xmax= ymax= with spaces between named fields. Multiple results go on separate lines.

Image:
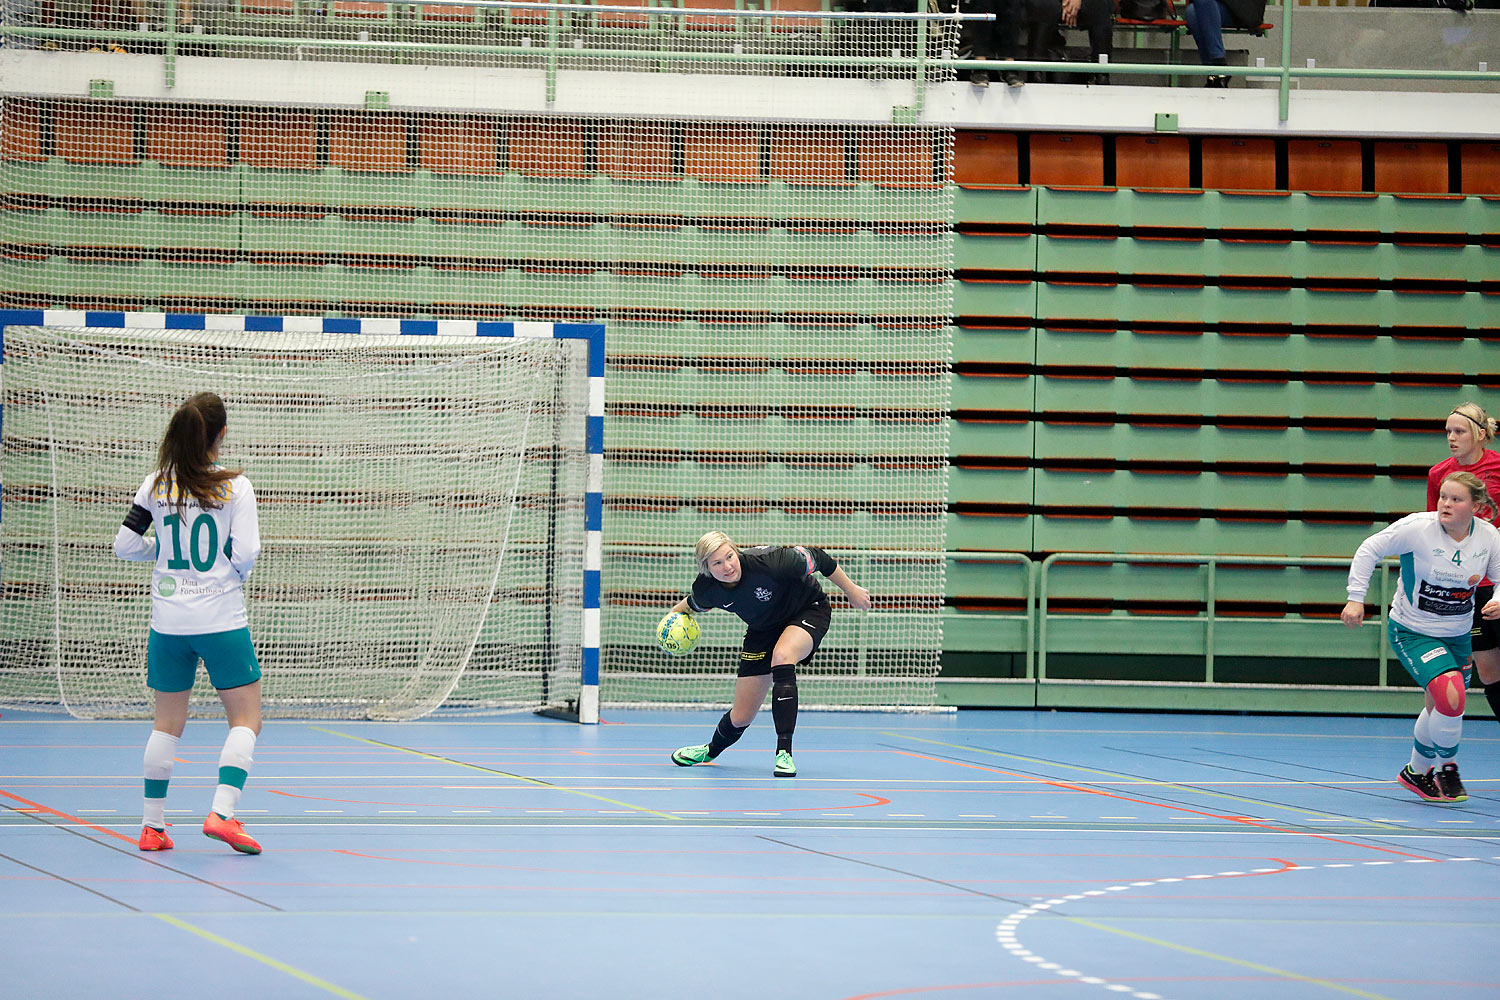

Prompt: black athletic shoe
xmin=1206 ymin=74 xmax=1230 ymax=89
xmin=1397 ymin=764 xmax=1444 ymax=802
xmin=1434 ymin=763 xmax=1468 ymax=803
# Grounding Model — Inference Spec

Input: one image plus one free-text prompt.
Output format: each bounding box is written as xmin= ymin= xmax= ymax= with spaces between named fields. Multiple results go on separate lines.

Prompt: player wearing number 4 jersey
xmin=113 ymin=392 xmax=265 ymax=854
xmin=1343 ymin=471 xmax=1500 ymax=805
xmin=664 ymin=531 xmax=872 ymax=777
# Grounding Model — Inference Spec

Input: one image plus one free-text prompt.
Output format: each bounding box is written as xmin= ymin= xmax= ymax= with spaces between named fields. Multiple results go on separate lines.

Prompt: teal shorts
xmin=147 ymin=628 xmax=261 ymax=693
xmin=1388 ymin=619 xmax=1472 ymax=690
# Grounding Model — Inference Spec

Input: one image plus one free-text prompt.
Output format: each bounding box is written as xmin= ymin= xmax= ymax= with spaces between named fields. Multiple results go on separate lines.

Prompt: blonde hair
xmin=1441 ymin=471 xmax=1496 ymax=521
xmin=1450 ymin=402 xmax=1497 ymax=445
xmin=694 ymin=531 xmax=737 ymax=575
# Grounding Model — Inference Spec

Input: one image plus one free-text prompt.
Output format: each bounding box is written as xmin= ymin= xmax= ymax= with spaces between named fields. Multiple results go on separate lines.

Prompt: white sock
xmin=1428 ymin=709 xmax=1463 ymax=767
xmin=142 ymin=729 xmax=179 ymax=830
xmin=210 ymin=726 xmax=256 ymax=820
xmin=1409 ymin=709 xmax=1436 ymax=773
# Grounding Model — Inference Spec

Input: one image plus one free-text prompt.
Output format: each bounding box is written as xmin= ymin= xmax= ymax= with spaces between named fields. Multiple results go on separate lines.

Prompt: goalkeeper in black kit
xmin=664 ymin=531 xmax=872 ymax=777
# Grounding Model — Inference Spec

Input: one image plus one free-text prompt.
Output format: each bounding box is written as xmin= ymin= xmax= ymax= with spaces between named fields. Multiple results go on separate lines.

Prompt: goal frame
xmin=0 ymin=309 xmax=605 ymax=724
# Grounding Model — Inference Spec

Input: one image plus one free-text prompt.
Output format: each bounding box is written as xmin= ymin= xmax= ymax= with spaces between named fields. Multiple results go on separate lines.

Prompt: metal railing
xmin=1036 ymin=551 xmax=1397 ymax=685
xmin=3 ymin=2 xmax=1497 ymax=122
xmin=601 ymin=543 xmax=1415 ymax=690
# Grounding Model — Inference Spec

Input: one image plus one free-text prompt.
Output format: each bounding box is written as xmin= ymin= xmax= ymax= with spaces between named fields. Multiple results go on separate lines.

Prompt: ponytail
xmin=154 ymin=392 xmax=241 ymax=512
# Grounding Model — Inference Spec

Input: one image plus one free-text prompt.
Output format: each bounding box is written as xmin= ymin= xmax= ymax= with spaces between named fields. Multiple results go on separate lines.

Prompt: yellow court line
xmin=886 ymin=732 xmax=1407 ymax=830
xmin=314 ymin=727 xmax=682 ymax=821
xmin=1062 ymin=914 xmax=1401 ymax=1000
xmin=154 ymin=913 xmax=369 ymax=1000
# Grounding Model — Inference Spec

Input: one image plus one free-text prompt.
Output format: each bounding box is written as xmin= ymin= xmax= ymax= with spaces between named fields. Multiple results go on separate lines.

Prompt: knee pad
xmin=1428 ymin=670 xmax=1467 ymax=717
xmin=772 ymin=665 xmax=797 ymax=686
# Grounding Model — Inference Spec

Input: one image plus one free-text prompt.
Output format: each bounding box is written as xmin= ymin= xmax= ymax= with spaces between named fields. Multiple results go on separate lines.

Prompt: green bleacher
xmin=6 ymin=102 xmax=1499 ymax=710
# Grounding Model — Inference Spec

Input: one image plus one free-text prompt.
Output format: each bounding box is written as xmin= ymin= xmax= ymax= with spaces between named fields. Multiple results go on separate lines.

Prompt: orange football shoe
xmin=138 ymin=825 xmax=174 ymax=851
xmin=202 ymin=813 xmax=262 ymax=855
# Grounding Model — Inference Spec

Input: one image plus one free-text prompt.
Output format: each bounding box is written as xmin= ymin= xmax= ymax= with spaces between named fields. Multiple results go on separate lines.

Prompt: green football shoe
xmin=773 ymin=750 xmax=797 ymax=778
xmin=671 ymin=743 xmax=714 ymax=767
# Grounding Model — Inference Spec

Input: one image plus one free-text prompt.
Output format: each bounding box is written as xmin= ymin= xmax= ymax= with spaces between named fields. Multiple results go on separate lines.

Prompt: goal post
xmin=0 ymin=310 xmax=604 ymax=723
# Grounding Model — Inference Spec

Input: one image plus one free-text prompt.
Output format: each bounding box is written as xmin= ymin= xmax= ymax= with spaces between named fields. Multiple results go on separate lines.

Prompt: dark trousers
xmin=1025 ymin=0 xmax=1114 ymax=79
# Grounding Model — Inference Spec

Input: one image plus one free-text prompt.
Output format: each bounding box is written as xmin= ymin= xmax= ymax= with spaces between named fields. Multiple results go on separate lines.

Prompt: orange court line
xmin=891 ymin=750 xmax=1430 ymax=860
xmin=0 ymin=787 xmax=138 ymax=844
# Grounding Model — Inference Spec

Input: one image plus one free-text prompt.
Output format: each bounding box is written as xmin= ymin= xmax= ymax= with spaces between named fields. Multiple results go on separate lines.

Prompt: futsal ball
xmin=656 ymin=611 xmax=700 ymax=656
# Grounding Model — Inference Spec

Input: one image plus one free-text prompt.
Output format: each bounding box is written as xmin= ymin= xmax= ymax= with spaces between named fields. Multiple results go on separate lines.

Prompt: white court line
xmin=993 ymin=855 xmax=1479 ymax=999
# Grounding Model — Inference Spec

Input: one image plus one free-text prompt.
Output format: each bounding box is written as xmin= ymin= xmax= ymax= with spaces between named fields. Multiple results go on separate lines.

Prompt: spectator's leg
xmin=1080 ymin=0 xmax=1113 ymax=80
xmin=995 ymin=0 xmax=1027 ymax=84
xmin=1185 ymin=0 xmax=1227 ymax=65
xmin=964 ymin=0 xmax=1000 ymax=85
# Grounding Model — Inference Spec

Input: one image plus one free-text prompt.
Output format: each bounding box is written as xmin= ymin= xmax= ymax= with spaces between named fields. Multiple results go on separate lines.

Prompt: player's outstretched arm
xmin=827 ymin=566 xmax=872 ymax=611
xmin=668 ymin=596 xmax=692 ymax=615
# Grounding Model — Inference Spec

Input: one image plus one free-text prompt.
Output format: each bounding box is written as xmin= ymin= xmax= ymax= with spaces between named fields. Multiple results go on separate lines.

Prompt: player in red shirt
xmin=1427 ymin=402 xmax=1500 ymax=726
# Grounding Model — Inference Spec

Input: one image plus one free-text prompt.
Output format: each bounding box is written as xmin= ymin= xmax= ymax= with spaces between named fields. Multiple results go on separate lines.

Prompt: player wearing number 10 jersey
xmin=113 ymin=392 xmax=266 ymax=855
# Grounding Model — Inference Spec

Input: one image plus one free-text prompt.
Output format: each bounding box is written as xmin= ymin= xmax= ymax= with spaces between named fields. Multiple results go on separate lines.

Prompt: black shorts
xmin=737 ymin=600 xmax=831 ymax=677
xmin=1473 ymin=584 xmax=1499 ymax=653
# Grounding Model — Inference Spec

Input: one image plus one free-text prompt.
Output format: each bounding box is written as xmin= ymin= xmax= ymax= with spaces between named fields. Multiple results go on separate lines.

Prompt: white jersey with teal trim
xmin=113 ymin=471 xmax=261 ymax=635
xmin=1346 ymin=511 xmax=1500 ymax=638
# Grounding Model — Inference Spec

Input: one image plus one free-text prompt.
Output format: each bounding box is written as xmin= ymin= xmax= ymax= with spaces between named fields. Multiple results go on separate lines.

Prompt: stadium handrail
xmin=4 ymin=2 xmax=1497 ymax=122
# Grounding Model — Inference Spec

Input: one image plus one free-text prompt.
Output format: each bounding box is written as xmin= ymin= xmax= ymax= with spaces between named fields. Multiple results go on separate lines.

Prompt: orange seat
xmin=1287 ymin=139 xmax=1362 ymax=193
xmin=1460 ymin=141 xmax=1500 ymax=196
xmin=418 ymin=3 xmax=480 ymax=21
xmin=599 ymin=122 xmax=677 ymax=181
xmin=1200 ymin=136 xmax=1276 ymax=192
xmin=683 ymin=124 xmax=762 ymax=183
xmin=1114 ymin=134 xmax=1190 ymax=191
xmin=507 ymin=118 xmax=592 ymax=178
xmin=1 ymin=98 xmax=46 ymax=163
xmin=329 ymin=112 xmax=410 ymax=173
xmin=1029 ymin=133 xmax=1104 ymax=188
xmin=594 ymin=0 xmax=649 ymax=29
xmin=680 ymin=0 xmax=737 ymax=32
xmin=238 ymin=0 xmax=297 ymax=14
xmin=767 ymin=0 xmax=822 ymax=33
xmin=420 ymin=116 xmax=502 ymax=176
xmin=148 ymin=109 xmax=230 ymax=168
xmin=329 ymin=1 xmax=391 ymax=17
xmin=768 ymin=127 xmax=848 ymax=185
xmin=54 ymin=103 xmax=137 ymax=166
xmin=239 ymin=110 xmax=319 ymax=170
xmin=857 ymin=130 xmax=941 ymax=189
xmin=1372 ymin=140 xmax=1448 ymax=195
xmin=953 ymin=130 xmax=1019 ymax=187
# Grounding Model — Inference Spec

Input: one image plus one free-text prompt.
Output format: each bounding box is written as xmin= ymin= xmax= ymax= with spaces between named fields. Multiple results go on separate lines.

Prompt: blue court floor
xmin=2 ymin=708 xmax=1498 ymax=999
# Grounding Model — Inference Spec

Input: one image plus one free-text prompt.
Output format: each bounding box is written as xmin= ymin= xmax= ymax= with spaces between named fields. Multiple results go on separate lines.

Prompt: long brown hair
xmin=154 ymin=392 xmax=241 ymax=512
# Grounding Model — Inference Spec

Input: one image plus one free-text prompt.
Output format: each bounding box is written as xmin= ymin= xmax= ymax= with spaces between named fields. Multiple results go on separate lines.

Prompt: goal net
xmin=0 ymin=319 xmax=592 ymax=720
